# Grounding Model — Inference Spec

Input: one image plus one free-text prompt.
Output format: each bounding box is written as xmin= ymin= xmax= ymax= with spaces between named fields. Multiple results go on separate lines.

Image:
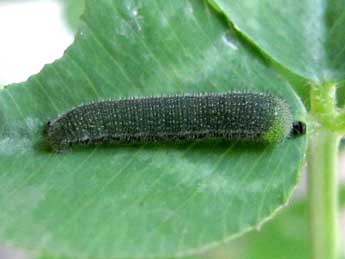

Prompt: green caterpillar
xmin=45 ymin=92 xmax=306 ymax=152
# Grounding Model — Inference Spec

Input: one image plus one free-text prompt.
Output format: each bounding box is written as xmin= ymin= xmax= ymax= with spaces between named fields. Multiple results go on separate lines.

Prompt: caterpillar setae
xmin=45 ymin=92 xmax=306 ymax=152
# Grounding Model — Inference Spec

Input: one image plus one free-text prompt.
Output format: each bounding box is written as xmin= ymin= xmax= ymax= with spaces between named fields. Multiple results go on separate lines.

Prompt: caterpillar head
xmin=291 ymin=121 xmax=306 ymax=137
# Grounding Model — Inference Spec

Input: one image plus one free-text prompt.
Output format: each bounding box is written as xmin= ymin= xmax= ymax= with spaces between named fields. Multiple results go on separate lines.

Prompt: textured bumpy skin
xmin=45 ymin=92 xmax=294 ymax=152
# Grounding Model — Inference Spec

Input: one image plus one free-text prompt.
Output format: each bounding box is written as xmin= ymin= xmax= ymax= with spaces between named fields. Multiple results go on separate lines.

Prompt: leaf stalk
xmin=308 ymin=82 xmax=342 ymax=259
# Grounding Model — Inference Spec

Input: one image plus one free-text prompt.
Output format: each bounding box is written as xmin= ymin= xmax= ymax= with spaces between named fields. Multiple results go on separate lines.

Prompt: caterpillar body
xmin=45 ymin=92 xmax=305 ymax=152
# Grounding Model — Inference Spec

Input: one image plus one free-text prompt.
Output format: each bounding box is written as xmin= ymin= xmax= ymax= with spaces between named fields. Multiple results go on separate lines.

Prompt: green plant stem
xmin=308 ymin=129 xmax=340 ymax=259
xmin=308 ymin=83 xmax=341 ymax=259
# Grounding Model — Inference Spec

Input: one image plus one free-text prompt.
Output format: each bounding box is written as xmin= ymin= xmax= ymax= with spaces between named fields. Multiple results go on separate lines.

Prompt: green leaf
xmin=31 ymin=186 xmax=345 ymax=259
xmin=208 ymin=186 xmax=345 ymax=259
xmin=59 ymin=0 xmax=85 ymax=32
xmin=209 ymin=0 xmax=345 ymax=83
xmin=0 ymin=0 xmax=307 ymax=258
xmin=206 ymin=201 xmax=310 ymax=259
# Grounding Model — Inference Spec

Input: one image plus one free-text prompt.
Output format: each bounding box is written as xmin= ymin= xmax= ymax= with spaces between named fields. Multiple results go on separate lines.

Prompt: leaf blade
xmin=0 ymin=0 xmax=307 ymax=258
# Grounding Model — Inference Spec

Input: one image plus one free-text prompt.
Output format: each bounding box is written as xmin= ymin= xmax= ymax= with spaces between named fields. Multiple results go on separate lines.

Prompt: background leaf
xmin=206 ymin=200 xmax=310 ymax=259
xmin=200 ymin=186 xmax=345 ymax=259
xmin=0 ymin=0 xmax=307 ymax=258
xmin=59 ymin=0 xmax=85 ymax=33
xmin=209 ymin=0 xmax=345 ymax=83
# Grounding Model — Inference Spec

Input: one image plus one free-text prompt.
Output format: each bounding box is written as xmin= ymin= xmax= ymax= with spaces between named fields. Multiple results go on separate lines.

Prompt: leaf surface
xmin=210 ymin=0 xmax=345 ymax=83
xmin=0 ymin=0 xmax=307 ymax=258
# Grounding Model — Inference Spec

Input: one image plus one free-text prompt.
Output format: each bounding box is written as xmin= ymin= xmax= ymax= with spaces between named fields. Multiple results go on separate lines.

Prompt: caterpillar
xmin=45 ymin=92 xmax=306 ymax=152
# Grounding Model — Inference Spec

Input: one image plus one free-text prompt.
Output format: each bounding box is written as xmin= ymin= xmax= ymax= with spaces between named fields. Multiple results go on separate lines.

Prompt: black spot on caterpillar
xmin=45 ymin=92 xmax=305 ymax=152
xmin=292 ymin=121 xmax=306 ymax=136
